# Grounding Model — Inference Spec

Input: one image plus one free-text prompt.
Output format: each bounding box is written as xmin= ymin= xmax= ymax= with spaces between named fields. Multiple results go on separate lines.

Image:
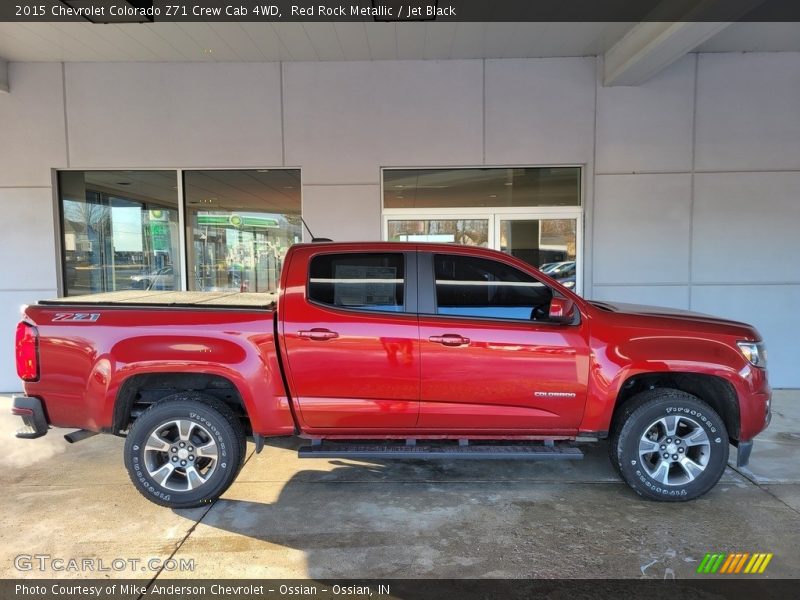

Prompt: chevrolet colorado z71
xmin=12 ymin=242 xmax=771 ymax=507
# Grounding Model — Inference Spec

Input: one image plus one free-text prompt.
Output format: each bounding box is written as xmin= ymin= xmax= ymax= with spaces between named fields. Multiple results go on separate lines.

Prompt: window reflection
xmin=184 ymin=170 xmax=301 ymax=293
xmin=58 ymin=171 xmax=181 ymax=296
xmin=387 ymin=219 xmax=489 ymax=246
xmin=500 ymin=219 xmax=577 ymax=288
xmin=384 ymin=167 xmax=581 ymax=209
xmin=433 ymin=254 xmax=552 ymax=321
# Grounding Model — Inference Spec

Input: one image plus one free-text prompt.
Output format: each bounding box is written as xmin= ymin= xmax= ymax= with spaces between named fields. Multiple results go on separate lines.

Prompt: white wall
xmin=593 ymin=52 xmax=800 ymax=388
xmin=1 ymin=53 xmax=798 ymax=389
xmin=0 ymin=63 xmax=64 ymax=392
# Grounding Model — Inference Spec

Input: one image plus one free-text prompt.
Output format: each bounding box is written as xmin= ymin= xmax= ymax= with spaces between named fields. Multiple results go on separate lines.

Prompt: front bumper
xmin=11 ymin=395 xmax=49 ymax=439
xmin=735 ymin=391 xmax=771 ymax=469
xmin=735 ymin=440 xmax=753 ymax=468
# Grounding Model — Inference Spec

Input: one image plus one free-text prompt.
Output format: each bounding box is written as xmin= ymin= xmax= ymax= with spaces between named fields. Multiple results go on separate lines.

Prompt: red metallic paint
xmin=22 ymin=307 xmax=294 ymax=435
xmin=278 ymin=244 xmax=420 ymax=430
xmin=19 ymin=242 xmax=770 ymax=445
xmin=418 ymin=316 xmax=589 ymax=430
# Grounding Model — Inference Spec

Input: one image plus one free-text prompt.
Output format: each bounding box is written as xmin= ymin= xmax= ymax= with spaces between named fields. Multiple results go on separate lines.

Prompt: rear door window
xmin=308 ymin=253 xmax=405 ymax=312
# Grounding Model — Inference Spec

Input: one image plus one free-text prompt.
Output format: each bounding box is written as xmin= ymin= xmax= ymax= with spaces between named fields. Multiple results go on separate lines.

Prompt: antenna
xmin=300 ymin=217 xmax=333 ymax=243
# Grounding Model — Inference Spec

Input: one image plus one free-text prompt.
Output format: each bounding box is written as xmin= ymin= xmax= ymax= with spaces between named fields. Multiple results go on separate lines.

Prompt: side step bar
xmin=298 ymin=442 xmax=583 ymax=460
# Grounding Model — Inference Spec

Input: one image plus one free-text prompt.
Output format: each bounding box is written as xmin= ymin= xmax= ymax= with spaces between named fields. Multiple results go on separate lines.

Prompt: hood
xmin=589 ymin=301 xmax=757 ymax=336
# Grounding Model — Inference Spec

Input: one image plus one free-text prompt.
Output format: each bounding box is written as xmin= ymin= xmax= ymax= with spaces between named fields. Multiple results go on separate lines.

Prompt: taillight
xmin=15 ymin=322 xmax=39 ymax=382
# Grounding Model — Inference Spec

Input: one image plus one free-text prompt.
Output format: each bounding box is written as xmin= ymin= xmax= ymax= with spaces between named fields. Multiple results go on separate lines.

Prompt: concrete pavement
xmin=1 ymin=391 xmax=798 ymax=580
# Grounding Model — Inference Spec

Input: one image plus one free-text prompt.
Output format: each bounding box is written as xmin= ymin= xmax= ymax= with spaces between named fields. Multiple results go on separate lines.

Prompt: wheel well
xmin=113 ymin=373 xmax=251 ymax=436
xmin=613 ymin=372 xmax=740 ymax=440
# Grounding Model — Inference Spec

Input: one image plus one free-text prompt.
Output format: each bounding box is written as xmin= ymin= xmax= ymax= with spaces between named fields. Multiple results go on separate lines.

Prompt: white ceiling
xmin=695 ymin=22 xmax=800 ymax=52
xmin=1 ymin=21 xmax=797 ymax=63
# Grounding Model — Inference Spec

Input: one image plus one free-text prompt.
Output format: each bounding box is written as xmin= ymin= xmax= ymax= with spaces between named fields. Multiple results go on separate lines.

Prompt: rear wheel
xmin=124 ymin=393 xmax=246 ymax=508
xmin=610 ymin=389 xmax=729 ymax=501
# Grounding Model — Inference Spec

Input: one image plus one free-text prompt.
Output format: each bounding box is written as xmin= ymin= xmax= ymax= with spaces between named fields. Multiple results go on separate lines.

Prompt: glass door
xmin=496 ymin=216 xmax=579 ymax=291
xmin=383 ymin=212 xmax=582 ymax=293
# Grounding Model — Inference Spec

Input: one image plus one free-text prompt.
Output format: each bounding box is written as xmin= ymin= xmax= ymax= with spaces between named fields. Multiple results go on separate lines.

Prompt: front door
xmin=417 ymin=251 xmax=589 ymax=433
xmin=280 ymin=249 xmax=420 ymax=430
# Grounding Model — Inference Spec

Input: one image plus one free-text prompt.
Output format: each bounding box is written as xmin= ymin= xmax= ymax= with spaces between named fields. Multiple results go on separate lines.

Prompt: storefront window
xmin=384 ymin=167 xmax=581 ymax=209
xmin=58 ymin=171 xmax=181 ymax=296
xmin=184 ymin=170 xmax=302 ymax=293
xmin=383 ymin=166 xmax=583 ymax=292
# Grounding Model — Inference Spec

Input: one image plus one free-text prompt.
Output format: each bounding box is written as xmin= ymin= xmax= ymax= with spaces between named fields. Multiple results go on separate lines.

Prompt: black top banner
xmin=4 ymin=0 xmax=800 ymax=23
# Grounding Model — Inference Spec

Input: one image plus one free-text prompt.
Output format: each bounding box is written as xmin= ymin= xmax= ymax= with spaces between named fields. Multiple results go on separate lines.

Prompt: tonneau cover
xmin=39 ymin=290 xmax=276 ymax=309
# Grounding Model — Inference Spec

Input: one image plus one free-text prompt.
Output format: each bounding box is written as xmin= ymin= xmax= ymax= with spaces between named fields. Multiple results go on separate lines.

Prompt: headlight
xmin=737 ymin=341 xmax=767 ymax=368
xmin=563 ymin=280 xmax=575 ymax=289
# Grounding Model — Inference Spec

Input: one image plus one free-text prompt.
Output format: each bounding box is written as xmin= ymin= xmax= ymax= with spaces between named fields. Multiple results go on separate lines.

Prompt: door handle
xmin=428 ymin=334 xmax=470 ymax=347
xmin=298 ymin=328 xmax=339 ymax=341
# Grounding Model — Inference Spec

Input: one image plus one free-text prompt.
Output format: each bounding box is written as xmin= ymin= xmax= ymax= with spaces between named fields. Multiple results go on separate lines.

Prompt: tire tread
xmin=123 ymin=392 xmax=247 ymax=508
xmin=610 ymin=388 xmax=729 ymax=502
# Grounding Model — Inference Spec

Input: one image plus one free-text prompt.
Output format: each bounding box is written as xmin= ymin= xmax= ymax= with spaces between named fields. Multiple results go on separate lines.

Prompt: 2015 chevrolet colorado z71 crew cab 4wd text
xmin=12 ymin=242 xmax=771 ymax=507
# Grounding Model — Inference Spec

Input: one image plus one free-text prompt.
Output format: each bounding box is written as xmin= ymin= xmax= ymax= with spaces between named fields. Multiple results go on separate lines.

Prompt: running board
xmin=298 ymin=442 xmax=583 ymax=460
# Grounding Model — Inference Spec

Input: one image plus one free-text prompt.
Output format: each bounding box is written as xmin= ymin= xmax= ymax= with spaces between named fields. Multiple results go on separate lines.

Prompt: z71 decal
xmin=52 ymin=312 xmax=101 ymax=322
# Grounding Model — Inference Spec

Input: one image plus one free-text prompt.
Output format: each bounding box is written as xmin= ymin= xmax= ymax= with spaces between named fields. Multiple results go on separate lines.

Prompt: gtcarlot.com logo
xmin=697 ymin=552 xmax=773 ymax=574
xmin=14 ymin=554 xmax=196 ymax=573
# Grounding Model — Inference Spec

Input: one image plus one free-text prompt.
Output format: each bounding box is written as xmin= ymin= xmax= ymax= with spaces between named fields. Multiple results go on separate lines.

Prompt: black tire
xmin=610 ymin=389 xmax=729 ymax=502
xmin=124 ymin=392 xmax=246 ymax=509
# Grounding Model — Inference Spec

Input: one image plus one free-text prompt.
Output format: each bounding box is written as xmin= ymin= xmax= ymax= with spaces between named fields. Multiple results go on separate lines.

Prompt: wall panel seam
xmin=596 ymin=169 xmax=800 ymax=176
xmin=61 ymin=62 xmax=70 ymax=169
xmin=688 ymin=52 xmax=699 ymax=307
xmin=280 ymin=60 xmax=286 ymax=167
xmin=481 ymin=58 xmax=486 ymax=166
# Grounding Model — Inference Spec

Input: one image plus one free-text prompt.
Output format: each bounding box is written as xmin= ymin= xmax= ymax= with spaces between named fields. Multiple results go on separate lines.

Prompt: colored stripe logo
xmin=697 ymin=552 xmax=773 ymax=574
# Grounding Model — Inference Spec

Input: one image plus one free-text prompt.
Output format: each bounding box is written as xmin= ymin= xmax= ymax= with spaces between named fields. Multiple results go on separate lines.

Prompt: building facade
xmin=1 ymin=52 xmax=799 ymax=390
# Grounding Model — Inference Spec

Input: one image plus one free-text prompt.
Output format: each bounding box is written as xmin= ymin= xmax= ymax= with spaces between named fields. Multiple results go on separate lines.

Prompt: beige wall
xmin=1 ymin=53 xmax=799 ymax=388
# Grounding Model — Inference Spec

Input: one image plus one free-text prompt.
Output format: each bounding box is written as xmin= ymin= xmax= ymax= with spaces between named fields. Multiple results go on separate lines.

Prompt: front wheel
xmin=124 ymin=393 xmax=246 ymax=508
xmin=610 ymin=389 xmax=729 ymax=502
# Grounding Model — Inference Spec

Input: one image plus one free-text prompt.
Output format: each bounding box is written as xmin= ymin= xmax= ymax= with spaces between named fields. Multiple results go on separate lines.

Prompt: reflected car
xmin=130 ymin=266 xmax=175 ymax=290
xmin=539 ymin=262 xmax=560 ymax=274
xmin=196 ymin=268 xmax=246 ymax=292
xmin=540 ymin=261 xmax=576 ymax=289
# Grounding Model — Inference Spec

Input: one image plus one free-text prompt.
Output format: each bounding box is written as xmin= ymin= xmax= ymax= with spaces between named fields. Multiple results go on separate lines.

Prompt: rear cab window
xmin=308 ymin=253 xmax=406 ymax=313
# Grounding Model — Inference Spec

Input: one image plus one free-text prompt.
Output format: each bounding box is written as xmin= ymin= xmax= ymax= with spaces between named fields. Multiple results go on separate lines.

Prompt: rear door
xmin=280 ymin=247 xmax=420 ymax=430
xmin=417 ymin=251 xmax=590 ymax=433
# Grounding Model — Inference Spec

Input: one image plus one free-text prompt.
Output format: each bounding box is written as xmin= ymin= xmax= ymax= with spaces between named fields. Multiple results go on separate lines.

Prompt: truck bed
xmin=38 ymin=290 xmax=277 ymax=309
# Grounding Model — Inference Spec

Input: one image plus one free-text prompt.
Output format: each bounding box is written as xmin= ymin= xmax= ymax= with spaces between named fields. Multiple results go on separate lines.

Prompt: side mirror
xmin=548 ymin=297 xmax=576 ymax=323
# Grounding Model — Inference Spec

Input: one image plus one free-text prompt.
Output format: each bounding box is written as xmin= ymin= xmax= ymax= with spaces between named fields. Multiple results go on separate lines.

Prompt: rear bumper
xmin=11 ymin=395 xmax=49 ymax=439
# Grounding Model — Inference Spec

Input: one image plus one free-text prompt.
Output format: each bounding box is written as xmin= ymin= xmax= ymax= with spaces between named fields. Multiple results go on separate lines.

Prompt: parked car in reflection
xmin=539 ymin=261 xmax=576 ymax=288
xmin=130 ymin=266 xmax=175 ymax=290
xmin=195 ymin=267 xmax=245 ymax=292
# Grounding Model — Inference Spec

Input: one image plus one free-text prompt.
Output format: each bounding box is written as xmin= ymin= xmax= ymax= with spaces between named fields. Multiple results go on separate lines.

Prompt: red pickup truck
xmin=13 ymin=242 xmax=771 ymax=507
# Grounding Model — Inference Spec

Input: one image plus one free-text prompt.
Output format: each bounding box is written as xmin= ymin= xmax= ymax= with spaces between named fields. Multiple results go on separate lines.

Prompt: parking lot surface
xmin=1 ymin=391 xmax=798 ymax=580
